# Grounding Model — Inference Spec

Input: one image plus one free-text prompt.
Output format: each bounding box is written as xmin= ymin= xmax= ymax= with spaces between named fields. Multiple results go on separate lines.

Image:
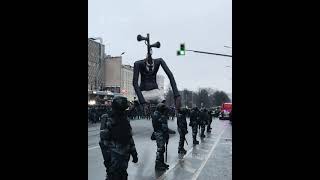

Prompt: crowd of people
xmin=97 ymin=96 xmax=227 ymax=179
xmin=88 ymin=101 xmax=223 ymax=124
xmin=88 ymin=105 xmax=111 ymax=124
xmin=89 ymin=101 xmax=181 ymax=124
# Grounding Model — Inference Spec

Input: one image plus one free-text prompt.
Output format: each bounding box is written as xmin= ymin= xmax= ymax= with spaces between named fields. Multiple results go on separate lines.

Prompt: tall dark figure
xmin=133 ymin=33 xmax=181 ymax=134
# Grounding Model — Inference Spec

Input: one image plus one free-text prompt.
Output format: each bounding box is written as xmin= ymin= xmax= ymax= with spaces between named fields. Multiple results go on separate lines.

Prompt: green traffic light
xmin=177 ymin=43 xmax=186 ymax=56
xmin=177 ymin=50 xmax=185 ymax=56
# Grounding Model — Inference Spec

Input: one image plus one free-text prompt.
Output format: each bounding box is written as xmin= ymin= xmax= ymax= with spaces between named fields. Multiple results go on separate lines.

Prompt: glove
xmin=132 ymin=153 xmax=138 ymax=163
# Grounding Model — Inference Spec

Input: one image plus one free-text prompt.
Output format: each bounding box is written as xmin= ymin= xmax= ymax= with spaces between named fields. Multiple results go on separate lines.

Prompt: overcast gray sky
xmin=89 ymin=0 xmax=232 ymax=94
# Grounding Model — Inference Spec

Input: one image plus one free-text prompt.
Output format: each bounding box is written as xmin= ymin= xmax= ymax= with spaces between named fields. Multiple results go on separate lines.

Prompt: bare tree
xmin=165 ymin=87 xmax=230 ymax=108
xmin=180 ymin=89 xmax=193 ymax=108
xmin=212 ymin=91 xmax=231 ymax=106
xmin=197 ymin=88 xmax=210 ymax=108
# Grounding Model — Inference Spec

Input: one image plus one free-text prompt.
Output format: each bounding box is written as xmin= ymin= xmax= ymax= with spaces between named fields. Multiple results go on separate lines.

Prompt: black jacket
xmin=177 ymin=113 xmax=188 ymax=134
xmin=133 ymin=58 xmax=180 ymax=104
xmin=189 ymin=110 xmax=199 ymax=126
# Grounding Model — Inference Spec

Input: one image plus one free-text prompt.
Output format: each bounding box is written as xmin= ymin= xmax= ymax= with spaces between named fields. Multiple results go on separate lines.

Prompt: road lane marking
xmin=156 ymin=144 xmax=195 ymax=180
xmin=88 ymin=133 xmax=99 ymax=137
xmin=156 ymin=122 xmax=228 ymax=180
xmin=88 ymin=128 xmax=100 ymax=132
xmin=88 ymin=145 xmax=99 ymax=150
xmin=191 ymin=124 xmax=227 ymax=180
xmin=179 ymin=159 xmax=197 ymax=173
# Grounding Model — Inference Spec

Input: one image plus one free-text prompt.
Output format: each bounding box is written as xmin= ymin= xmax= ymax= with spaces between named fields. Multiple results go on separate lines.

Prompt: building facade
xmin=104 ymin=56 xmax=122 ymax=93
xmin=121 ymin=65 xmax=135 ymax=101
xmin=88 ymin=39 xmax=105 ymax=90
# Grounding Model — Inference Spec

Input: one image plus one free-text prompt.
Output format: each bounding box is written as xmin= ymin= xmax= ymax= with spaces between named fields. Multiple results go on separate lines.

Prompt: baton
xmin=165 ymin=142 xmax=168 ymax=162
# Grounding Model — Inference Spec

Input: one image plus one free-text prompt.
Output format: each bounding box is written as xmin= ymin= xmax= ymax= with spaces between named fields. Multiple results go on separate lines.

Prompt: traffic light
xmin=177 ymin=43 xmax=186 ymax=56
xmin=180 ymin=44 xmax=185 ymax=51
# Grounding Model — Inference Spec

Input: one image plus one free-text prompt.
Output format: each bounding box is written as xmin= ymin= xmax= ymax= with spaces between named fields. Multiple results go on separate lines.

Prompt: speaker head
xmin=137 ymin=34 xmax=148 ymax=42
xmin=150 ymin=41 xmax=160 ymax=48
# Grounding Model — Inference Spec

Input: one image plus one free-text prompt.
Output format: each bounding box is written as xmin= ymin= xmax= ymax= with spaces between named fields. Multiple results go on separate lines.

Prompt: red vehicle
xmin=219 ymin=102 xmax=232 ymax=120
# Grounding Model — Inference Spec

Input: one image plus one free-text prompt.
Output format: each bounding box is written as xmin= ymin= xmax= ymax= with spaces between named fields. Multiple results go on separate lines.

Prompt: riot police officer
xmin=189 ymin=107 xmax=200 ymax=145
xmin=207 ymin=109 xmax=213 ymax=132
xmin=99 ymin=96 xmax=138 ymax=180
xmin=152 ymin=103 xmax=170 ymax=170
xmin=199 ymin=108 xmax=208 ymax=138
xmin=177 ymin=107 xmax=188 ymax=154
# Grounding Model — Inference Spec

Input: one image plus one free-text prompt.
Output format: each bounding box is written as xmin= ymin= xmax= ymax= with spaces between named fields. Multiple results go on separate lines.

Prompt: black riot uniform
xmin=177 ymin=107 xmax=188 ymax=154
xmin=207 ymin=110 xmax=213 ymax=132
xmin=92 ymin=106 xmax=97 ymax=123
xmin=189 ymin=107 xmax=200 ymax=144
xmin=199 ymin=108 xmax=208 ymax=138
xmin=152 ymin=103 xmax=170 ymax=170
xmin=99 ymin=96 xmax=138 ymax=180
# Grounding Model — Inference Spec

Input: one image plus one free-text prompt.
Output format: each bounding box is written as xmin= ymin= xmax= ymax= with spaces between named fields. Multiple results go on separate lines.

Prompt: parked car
xmin=212 ymin=107 xmax=221 ymax=118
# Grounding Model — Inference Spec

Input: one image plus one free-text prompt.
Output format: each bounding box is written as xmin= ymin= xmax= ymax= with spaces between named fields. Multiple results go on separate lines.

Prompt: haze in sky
xmin=89 ymin=0 xmax=232 ymax=94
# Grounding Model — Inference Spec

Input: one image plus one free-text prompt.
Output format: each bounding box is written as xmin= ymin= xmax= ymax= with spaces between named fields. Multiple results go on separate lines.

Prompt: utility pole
xmin=177 ymin=43 xmax=232 ymax=57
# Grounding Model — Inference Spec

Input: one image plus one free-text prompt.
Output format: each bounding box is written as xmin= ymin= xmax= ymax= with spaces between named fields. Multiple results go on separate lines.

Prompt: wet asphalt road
xmin=88 ymin=117 xmax=232 ymax=180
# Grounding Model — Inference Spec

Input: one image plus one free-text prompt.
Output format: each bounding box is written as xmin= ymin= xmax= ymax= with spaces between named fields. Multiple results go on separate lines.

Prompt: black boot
xmin=155 ymin=160 xmax=169 ymax=170
xmin=168 ymin=128 xmax=176 ymax=134
xmin=163 ymin=162 xmax=170 ymax=168
xmin=178 ymin=136 xmax=185 ymax=153
xmin=178 ymin=148 xmax=187 ymax=154
xmin=155 ymin=153 xmax=169 ymax=170
xmin=193 ymin=136 xmax=199 ymax=144
xmin=200 ymin=127 xmax=206 ymax=137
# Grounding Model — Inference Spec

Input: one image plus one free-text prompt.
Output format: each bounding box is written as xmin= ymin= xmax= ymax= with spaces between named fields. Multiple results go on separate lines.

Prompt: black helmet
xmin=192 ymin=107 xmax=199 ymax=111
xmin=112 ymin=96 xmax=129 ymax=111
xmin=156 ymin=103 xmax=169 ymax=114
xmin=178 ymin=107 xmax=187 ymax=114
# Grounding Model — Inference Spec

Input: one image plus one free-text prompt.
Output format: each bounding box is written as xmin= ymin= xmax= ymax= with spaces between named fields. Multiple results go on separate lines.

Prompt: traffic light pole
xmin=185 ymin=49 xmax=232 ymax=57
